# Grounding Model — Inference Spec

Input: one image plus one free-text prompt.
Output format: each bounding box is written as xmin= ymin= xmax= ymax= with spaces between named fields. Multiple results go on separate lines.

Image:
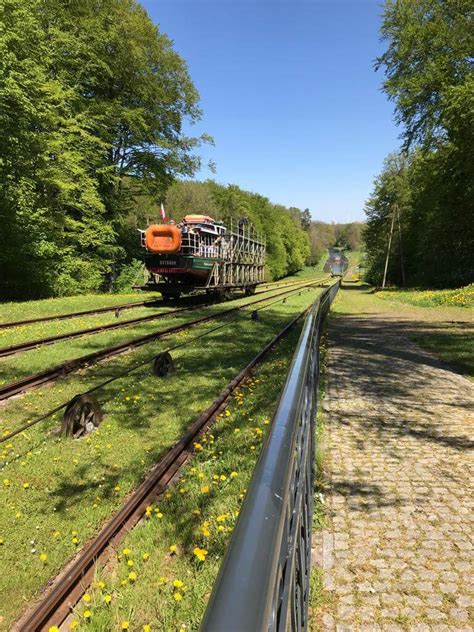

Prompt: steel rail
xmin=0 ymin=276 xmax=316 ymax=331
xmin=0 ymin=280 xmax=327 ymax=444
xmin=0 ymin=278 xmax=322 ymax=358
xmin=14 ymin=302 xmax=314 ymax=632
xmin=200 ymin=281 xmax=340 ymax=632
xmin=0 ymin=280 xmax=329 ymax=402
xmin=0 ymin=298 xmax=163 ymax=330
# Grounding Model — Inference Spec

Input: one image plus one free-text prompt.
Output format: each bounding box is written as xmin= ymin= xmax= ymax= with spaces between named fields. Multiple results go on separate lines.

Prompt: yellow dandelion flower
xmin=39 ymin=552 xmax=48 ymax=562
xmin=48 ymin=626 xmax=59 ymax=632
xmin=193 ymin=547 xmax=208 ymax=561
xmin=128 ymin=571 xmax=137 ymax=581
xmin=127 ymin=559 xmax=134 ymax=566
xmin=220 ymin=475 xmax=227 ymax=481
xmin=169 ymin=544 xmax=177 ymax=553
xmin=142 ymin=552 xmax=150 ymax=561
xmin=173 ymin=592 xmax=183 ymax=601
xmin=122 ymin=548 xmax=131 ymax=556
xmin=193 ymin=442 xmax=203 ymax=451
xmin=198 ymin=472 xmax=205 ymax=479
xmin=143 ymin=625 xmax=152 ymax=632
xmin=96 ymin=580 xmax=105 ymax=589
xmin=114 ymin=485 xmax=121 ymax=492
xmin=72 ymin=537 xmax=79 ymax=545
xmin=3 ymin=479 xmax=10 ymax=486
xmin=201 ymin=485 xmax=210 ymax=494
xmin=69 ymin=620 xmax=79 ymax=630
xmin=22 ymin=482 xmax=30 ymax=489
xmin=192 ymin=509 xmax=201 ymax=515
xmin=83 ymin=610 xmax=92 ymax=619
xmin=216 ymin=514 xmax=227 ymax=522
xmin=82 ymin=593 xmax=91 ymax=603
xmin=53 ymin=530 xmax=60 ymax=538
xmin=230 ymin=471 xmax=238 ymax=478
xmin=122 ymin=622 xmax=130 ymax=630
xmin=173 ymin=579 xmax=184 ymax=588
xmin=103 ymin=594 xmax=112 ymax=603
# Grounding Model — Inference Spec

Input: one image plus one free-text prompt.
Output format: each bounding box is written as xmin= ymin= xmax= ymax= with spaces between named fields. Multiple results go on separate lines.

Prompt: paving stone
xmin=313 ymin=306 xmax=474 ymax=630
xmin=449 ymin=608 xmax=470 ymax=621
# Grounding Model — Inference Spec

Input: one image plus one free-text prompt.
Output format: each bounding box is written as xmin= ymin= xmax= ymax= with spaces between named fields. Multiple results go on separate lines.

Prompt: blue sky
xmin=142 ymin=0 xmax=400 ymax=222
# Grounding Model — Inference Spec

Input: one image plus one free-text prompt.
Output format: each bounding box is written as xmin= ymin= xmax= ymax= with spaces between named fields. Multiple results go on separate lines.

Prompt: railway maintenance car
xmin=139 ymin=215 xmax=266 ymax=300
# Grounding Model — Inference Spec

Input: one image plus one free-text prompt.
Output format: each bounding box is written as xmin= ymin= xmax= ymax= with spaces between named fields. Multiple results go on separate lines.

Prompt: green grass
xmin=0 ymin=281 xmax=320 ymax=387
xmin=59 ymin=332 xmax=301 ymax=632
xmin=0 ymin=276 xmax=326 ymax=630
xmin=376 ymin=283 xmax=474 ymax=308
xmin=412 ymin=330 xmax=474 ymax=381
xmin=0 ymin=292 xmax=162 ymax=324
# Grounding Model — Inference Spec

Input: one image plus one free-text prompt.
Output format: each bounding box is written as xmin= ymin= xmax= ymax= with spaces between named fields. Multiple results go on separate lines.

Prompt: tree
xmin=0 ymin=0 xmax=207 ymax=298
xmin=366 ymin=0 xmax=474 ymax=288
xmin=377 ymin=0 xmax=473 ymax=149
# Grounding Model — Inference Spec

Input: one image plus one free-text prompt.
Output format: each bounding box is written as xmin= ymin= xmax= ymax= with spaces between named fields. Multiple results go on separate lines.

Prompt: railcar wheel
xmin=244 ymin=285 xmax=256 ymax=296
xmin=153 ymin=352 xmax=174 ymax=377
xmin=61 ymin=393 xmax=103 ymax=438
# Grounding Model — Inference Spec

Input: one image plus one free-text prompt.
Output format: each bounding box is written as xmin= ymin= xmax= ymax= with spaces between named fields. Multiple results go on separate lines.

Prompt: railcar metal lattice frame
xmin=140 ymin=218 xmax=266 ymax=296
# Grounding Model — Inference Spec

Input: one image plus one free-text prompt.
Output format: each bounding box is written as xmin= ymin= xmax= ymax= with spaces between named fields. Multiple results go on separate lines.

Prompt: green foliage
xmin=307 ymin=221 xmax=364 ymax=265
xmin=366 ymin=0 xmax=473 ymax=288
xmin=113 ymin=259 xmax=145 ymax=293
xmin=0 ymin=0 xmax=205 ymax=299
xmin=164 ymin=181 xmax=310 ymax=279
xmin=377 ymin=0 xmax=473 ymax=149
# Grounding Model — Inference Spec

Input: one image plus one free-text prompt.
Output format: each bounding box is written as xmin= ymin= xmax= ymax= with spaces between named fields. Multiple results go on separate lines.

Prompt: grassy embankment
xmin=0 ymin=278 xmax=319 ymax=387
xmin=0 ymin=271 xmax=327 ymax=630
xmin=0 ymin=293 xmax=162 ymax=324
xmin=337 ymin=283 xmax=474 ymax=380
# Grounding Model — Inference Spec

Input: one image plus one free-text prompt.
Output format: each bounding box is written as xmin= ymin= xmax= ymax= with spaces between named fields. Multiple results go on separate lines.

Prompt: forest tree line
xmin=364 ymin=0 xmax=473 ymax=288
xmin=0 ymin=0 xmax=364 ymax=300
xmin=0 ymin=0 xmax=324 ymax=299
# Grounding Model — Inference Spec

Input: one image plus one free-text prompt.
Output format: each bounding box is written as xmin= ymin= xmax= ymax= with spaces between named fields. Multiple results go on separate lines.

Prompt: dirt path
xmin=316 ymin=290 xmax=474 ymax=630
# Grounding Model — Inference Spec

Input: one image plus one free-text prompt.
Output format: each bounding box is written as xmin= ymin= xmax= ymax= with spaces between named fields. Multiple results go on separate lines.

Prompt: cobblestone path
xmin=318 ymin=311 xmax=474 ymax=631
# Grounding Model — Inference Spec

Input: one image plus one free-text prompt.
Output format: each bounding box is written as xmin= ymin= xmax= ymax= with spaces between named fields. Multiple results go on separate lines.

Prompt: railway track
xmin=13 ymin=286 xmax=327 ymax=632
xmin=0 ymin=297 xmax=162 ymax=330
xmin=0 ymin=277 xmax=310 ymax=331
xmin=0 ymin=279 xmax=329 ymax=402
xmin=0 ymin=278 xmax=319 ymax=359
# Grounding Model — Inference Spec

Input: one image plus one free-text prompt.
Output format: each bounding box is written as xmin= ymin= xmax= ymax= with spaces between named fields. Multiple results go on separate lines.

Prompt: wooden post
xmin=396 ymin=204 xmax=406 ymax=287
xmin=382 ymin=209 xmax=396 ymax=288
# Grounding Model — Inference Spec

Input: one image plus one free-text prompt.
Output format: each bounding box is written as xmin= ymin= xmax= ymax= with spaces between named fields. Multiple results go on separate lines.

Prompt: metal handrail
xmin=200 ymin=281 xmax=340 ymax=632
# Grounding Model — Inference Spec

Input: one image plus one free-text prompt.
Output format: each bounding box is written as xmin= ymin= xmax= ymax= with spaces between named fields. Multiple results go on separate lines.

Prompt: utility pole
xmin=395 ymin=203 xmax=406 ymax=287
xmin=382 ymin=208 xmax=396 ymax=289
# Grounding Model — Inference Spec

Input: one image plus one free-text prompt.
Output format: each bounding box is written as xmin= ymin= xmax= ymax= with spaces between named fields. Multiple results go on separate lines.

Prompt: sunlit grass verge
xmin=0 ymin=292 xmax=162 ymax=324
xmin=58 ymin=324 xmax=306 ymax=632
xmin=377 ymin=283 xmax=474 ymax=308
xmin=412 ymin=330 xmax=474 ymax=381
xmin=0 ymin=286 xmax=325 ymax=630
xmin=0 ymin=281 xmax=319 ymax=386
